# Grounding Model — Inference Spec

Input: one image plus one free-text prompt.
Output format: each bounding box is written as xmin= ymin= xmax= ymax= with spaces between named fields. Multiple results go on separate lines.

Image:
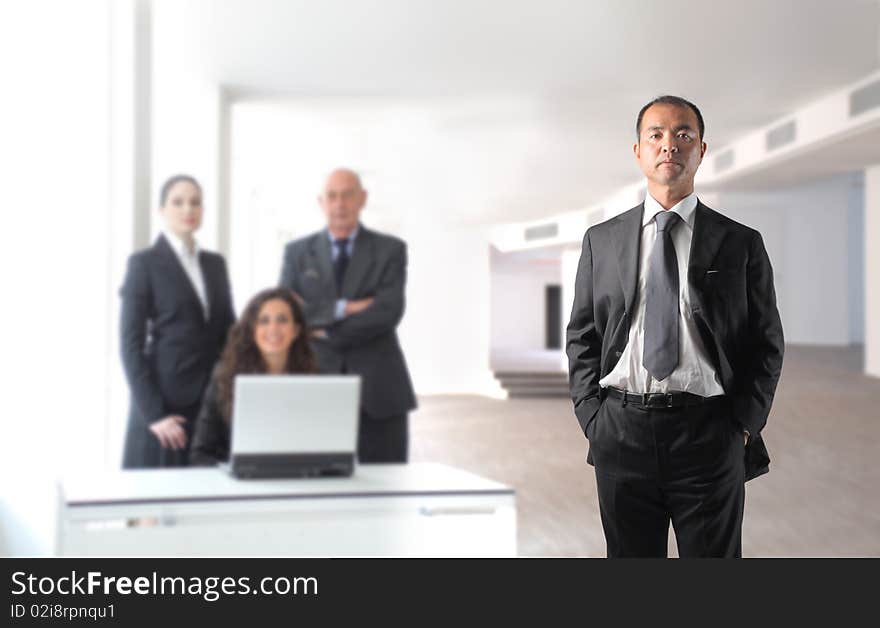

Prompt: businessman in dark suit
xmin=566 ymin=96 xmax=784 ymax=557
xmin=279 ymin=168 xmax=416 ymax=463
xmin=120 ymin=175 xmax=235 ymax=468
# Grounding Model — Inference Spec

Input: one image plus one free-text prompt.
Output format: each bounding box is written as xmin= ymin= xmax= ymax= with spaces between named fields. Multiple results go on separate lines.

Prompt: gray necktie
xmin=643 ymin=210 xmax=681 ymax=381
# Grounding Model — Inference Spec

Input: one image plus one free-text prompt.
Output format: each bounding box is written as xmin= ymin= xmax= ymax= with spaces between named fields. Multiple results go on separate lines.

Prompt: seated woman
xmin=190 ymin=287 xmax=317 ymax=465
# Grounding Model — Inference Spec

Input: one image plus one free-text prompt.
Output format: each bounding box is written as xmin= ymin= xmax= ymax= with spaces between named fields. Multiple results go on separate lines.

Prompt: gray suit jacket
xmin=566 ymin=201 xmax=784 ymax=481
xmin=279 ymin=225 xmax=417 ymax=418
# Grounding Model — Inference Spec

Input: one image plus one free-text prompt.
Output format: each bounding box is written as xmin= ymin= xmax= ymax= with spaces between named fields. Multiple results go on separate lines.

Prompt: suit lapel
xmin=155 ymin=234 xmax=205 ymax=320
xmin=341 ymin=227 xmax=374 ymax=297
xmin=309 ymin=232 xmax=337 ymax=299
xmin=688 ymin=201 xmax=735 ymax=381
xmin=687 ymin=201 xmax=728 ymax=297
xmin=688 ymin=202 xmax=727 ymax=273
xmin=612 ymin=204 xmax=644 ymax=325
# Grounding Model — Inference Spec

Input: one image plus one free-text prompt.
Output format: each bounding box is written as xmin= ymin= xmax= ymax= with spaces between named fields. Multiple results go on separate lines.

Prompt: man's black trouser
xmin=588 ymin=394 xmax=744 ymax=558
xmin=357 ymin=410 xmax=408 ymax=463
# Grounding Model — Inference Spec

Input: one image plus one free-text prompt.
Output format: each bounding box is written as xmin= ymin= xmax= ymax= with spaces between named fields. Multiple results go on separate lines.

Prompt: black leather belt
xmin=604 ymin=387 xmax=725 ymax=409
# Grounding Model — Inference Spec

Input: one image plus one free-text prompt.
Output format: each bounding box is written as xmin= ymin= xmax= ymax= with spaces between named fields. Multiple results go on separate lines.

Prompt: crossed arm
xmin=279 ymin=241 xmax=407 ymax=351
xmin=324 ymin=242 xmax=407 ymax=350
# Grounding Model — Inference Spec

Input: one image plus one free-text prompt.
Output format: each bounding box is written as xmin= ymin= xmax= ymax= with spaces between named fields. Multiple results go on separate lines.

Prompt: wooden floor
xmin=410 ymin=345 xmax=880 ymax=557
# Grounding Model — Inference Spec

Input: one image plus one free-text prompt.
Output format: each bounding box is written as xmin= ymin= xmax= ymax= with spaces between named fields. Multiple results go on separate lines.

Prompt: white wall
xmin=398 ymin=225 xmax=501 ymax=396
xmin=0 ymin=0 xmax=114 ymax=555
xmin=709 ymin=173 xmax=861 ymax=346
xmin=151 ymin=0 xmax=224 ymax=251
xmin=490 ymin=253 xmax=561 ymax=352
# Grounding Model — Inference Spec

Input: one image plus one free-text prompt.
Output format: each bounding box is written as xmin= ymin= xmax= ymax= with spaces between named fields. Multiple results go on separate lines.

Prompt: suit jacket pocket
xmin=703 ymin=269 xmax=746 ymax=292
xmin=300 ymin=270 xmax=329 ymax=294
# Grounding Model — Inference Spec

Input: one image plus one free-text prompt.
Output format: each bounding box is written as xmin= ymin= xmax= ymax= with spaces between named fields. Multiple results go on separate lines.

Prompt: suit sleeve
xmin=324 ymin=240 xmax=406 ymax=350
xmin=566 ymin=230 xmax=603 ymax=437
xmin=732 ymin=232 xmax=785 ymax=436
xmin=119 ymin=254 xmax=165 ymax=426
xmin=279 ymin=242 xmax=336 ymax=328
xmin=190 ymin=372 xmax=229 ymax=466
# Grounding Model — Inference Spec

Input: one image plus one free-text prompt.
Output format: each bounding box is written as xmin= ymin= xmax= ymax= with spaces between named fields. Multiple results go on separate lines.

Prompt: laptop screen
xmin=230 ymin=375 xmax=360 ymax=456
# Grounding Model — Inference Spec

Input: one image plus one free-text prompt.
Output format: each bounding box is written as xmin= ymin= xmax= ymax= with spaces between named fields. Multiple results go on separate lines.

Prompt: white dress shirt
xmin=162 ymin=228 xmax=209 ymax=320
xmin=599 ymin=193 xmax=725 ymax=396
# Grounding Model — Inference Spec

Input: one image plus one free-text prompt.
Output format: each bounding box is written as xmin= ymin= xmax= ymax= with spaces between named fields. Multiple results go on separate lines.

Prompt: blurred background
xmin=1 ymin=0 xmax=879 ymax=556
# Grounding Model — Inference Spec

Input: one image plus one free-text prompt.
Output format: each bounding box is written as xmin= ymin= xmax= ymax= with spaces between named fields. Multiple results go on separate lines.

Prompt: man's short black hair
xmin=636 ymin=95 xmax=705 ymax=141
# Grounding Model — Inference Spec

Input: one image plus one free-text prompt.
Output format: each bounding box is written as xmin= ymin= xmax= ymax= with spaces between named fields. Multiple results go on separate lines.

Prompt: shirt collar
xmin=326 ymin=224 xmax=360 ymax=244
xmin=162 ymin=227 xmax=200 ymax=258
xmin=643 ymin=192 xmax=698 ymax=229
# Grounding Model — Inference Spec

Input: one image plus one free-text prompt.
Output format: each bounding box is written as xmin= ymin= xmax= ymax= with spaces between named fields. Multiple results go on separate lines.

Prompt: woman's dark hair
xmin=159 ymin=174 xmax=202 ymax=206
xmin=215 ymin=287 xmax=317 ymax=422
xmin=636 ymin=95 xmax=705 ymax=141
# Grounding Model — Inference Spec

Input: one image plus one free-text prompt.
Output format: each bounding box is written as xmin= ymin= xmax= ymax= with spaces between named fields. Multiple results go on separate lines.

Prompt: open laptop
xmin=225 ymin=375 xmax=360 ymax=479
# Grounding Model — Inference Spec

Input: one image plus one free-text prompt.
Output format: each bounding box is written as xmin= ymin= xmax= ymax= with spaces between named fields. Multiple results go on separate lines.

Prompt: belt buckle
xmin=665 ymin=392 xmax=674 ymax=408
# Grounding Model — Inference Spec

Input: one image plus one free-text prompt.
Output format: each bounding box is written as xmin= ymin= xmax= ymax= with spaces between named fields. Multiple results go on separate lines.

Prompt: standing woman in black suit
xmin=120 ymin=175 xmax=235 ymax=468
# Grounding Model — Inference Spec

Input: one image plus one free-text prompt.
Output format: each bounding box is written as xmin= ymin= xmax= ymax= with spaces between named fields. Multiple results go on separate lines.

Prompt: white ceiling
xmin=158 ymin=0 xmax=880 ymax=223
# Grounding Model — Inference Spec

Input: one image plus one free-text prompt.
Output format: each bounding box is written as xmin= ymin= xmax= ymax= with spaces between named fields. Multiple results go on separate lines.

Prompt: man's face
xmin=634 ymin=103 xmax=706 ymax=189
xmin=318 ymin=170 xmax=367 ymax=235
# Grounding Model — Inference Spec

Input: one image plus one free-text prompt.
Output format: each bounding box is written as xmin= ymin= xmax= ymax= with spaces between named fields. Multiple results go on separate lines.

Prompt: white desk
xmin=57 ymin=463 xmax=516 ymax=557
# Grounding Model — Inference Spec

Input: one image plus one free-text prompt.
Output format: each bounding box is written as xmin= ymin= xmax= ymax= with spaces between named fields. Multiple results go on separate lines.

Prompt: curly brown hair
xmin=215 ymin=287 xmax=317 ymax=422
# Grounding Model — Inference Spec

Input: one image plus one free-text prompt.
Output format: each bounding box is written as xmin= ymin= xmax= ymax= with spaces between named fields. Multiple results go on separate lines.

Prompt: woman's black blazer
xmin=120 ymin=234 xmax=235 ymax=464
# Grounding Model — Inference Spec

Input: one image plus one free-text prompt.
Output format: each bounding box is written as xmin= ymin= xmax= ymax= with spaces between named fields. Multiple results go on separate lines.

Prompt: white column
xmin=865 ymin=165 xmax=880 ymax=377
xmin=106 ymin=0 xmax=152 ymax=468
xmin=398 ymin=223 xmax=505 ymax=397
xmin=217 ymin=90 xmax=232 ymax=259
xmin=131 ymin=0 xmax=152 ymax=249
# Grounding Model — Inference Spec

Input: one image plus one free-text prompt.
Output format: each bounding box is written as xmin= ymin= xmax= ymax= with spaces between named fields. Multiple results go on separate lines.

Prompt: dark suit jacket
xmin=279 ymin=225 xmax=416 ymax=418
xmin=120 ymin=234 xmax=235 ymax=467
xmin=566 ymin=200 xmax=784 ymax=481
